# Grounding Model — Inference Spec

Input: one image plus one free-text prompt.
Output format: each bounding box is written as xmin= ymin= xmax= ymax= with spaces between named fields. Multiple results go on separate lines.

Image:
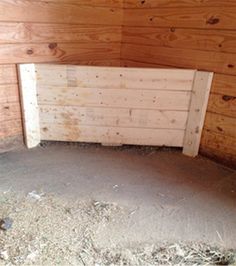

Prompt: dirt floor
xmin=0 ymin=143 xmax=236 ymax=265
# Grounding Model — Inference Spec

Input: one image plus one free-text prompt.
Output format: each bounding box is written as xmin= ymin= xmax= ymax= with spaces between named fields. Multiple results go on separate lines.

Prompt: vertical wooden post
xmin=183 ymin=71 xmax=213 ymax=157
xmin=18 ymin=64 xmax=40 ymax=148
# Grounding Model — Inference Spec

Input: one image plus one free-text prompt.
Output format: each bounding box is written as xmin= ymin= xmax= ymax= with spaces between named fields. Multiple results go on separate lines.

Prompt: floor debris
xmin=0 ymin=217 xmax=13 ymax=231
xmin=0 ymin=191 xmax=235 ymax=265
xmin=27 ymin=191 xmax=44 ymax=201
xmin=0 ymin=251 xmax=9 ymax=261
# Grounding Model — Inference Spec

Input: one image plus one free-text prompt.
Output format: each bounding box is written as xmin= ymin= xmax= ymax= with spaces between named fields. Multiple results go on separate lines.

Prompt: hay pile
xmin=0 ymin=191 xmax=235 ymax=265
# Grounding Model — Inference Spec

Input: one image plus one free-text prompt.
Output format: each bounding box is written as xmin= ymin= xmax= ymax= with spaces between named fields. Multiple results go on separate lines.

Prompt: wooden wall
xmin=0 ymin=0 xmax=122 ymax=151
xmin=121 ymin=0 xmax=236 ymax=167
xmin=0 ymin=0 xmax=235 ymax=168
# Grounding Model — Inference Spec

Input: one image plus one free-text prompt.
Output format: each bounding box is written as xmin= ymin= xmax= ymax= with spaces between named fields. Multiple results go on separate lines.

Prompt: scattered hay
xmin=0 ymin=192 xmax=235 ymax=266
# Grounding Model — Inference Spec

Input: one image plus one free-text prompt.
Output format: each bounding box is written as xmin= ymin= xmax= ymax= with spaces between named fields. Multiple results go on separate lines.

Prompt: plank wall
xmin=34 ymin=65 xmax=195 ymax=147
xmin=121 ymin=0 xmax=236 ymax=167
xmin=0 ymin=0 xmax=122 ymax=151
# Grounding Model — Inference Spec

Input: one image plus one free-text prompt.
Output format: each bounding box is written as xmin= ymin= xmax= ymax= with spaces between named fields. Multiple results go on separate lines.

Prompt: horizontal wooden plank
xmin=28 ymin=0 xmax=123 ymax=8
xmin=0 ymin=84 xmax=19 ymax=103
xmin=207 ymin=93 xmax=236 ymax=118
xmin=0 ymin=43 xmax=120 ymax=64
xmin=0 ymin=119 xmax=22 ymax=138
xmin=40 ymin=123 xmax=185 ymax=147
xmin=124 ymin=0 xmax=236 ymax=8
xmin=37 ymin=86 xmax=191 ymax=111
xmin=123 ymin=27 xmax=236 ymax=54
xmin=211 ymin=74 xmax=236 ymax=97
xmin=200 ymin=129 xmax=236 ymax=167
xmin=121 ymin=44 xmax=236 ymax=75
xmin=0 ymin=1 xmax=122 ymax=25
xmin=0 ymin=64 xmax=17 ymax=84
xmin=0 ymin=23 xmax=121 ymax=44
xmin=36 ymin=64 xmax=195 ymax=90
xmin=0 ymin=102 xmax=21 ymax=122
xmin=124 ymin=7 xmax=236 ymax=30
xmin=204 ymin=112 xmax=236 ymax=138
xmin=40 ymin=105 xmax=188 ymax=129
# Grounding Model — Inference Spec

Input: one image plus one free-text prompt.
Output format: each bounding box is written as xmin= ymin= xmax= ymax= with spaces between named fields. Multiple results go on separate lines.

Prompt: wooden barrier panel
xmin=18 ymin=64 xmax=40 ymax=148
xmin=18 ymin=64 xmax=213 ymax=156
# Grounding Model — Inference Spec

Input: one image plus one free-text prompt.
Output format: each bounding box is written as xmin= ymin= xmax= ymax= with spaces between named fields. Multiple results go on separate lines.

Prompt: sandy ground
xmin=0 ymin=143 xmax=236 ymax=265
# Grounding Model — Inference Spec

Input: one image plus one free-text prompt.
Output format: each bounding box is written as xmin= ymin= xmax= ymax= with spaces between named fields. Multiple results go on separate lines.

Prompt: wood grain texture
xmin=122 ymin=0 xmax=236 ymax=166
xmin=183 ymin=71 xmax=213 ymax=157
xmin=0 ymin=102 xmax=21 ymax=122
xmin=204 ymin=112 xmax=236 ymax=138
xmin=31 ymin=64 xmax=200 ymax=148
xmin=211 ymin=74 xmax=236 ymax=96
xmin=124 ymin=0 xmax=236 ymax=8
xmin=123 ymin=27 xmax=236 ymax=54
xmin=0 ymin=84 xmax=19 ymax=103
xmin=0 ymin=64 xmax=17 ymax=84
xmin=121 ymin=60 xmax=172 ymax=68
xmin=0 ymin=23 xmax=121 ymax=44
xmin=40 ymin=106 xmax=188 ymax=129
xmin=0 ymin=119 xmax=22 ymax=138
xmin=207 ymin=93 xmax=236 ymax=118
xmin=124 ymin=7 xmax=236 ymax=30
xmin=0 ymin=0 xmax=122 ymax=151
xmin=122 ymin=44 xmax=236 ymax=76
xmin=28 ymin=0 xmax=123 ymax=8
xmin=18 ymin=64 xmax=40 ymax=148
xmin=38 ymin=86 xmax=191 ymax=111
xmin=0 ymin=64 xmax=22 ymax=144
xmin=40 ymin=123 xmax=185 ymax=147
xmin=0 ymin=1 xmax=122 ymax=25
xmin=36 ymin=64 xmax=195 ymax=90
xmin=200 ymin=130 xmax=236 ymax=168
xmin=0 ymin=43 xmax=120 ymax=64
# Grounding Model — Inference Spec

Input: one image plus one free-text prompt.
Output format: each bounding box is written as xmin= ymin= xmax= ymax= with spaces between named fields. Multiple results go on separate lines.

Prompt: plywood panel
xmin=122 ymin=44 xmax=236 ymax=75
xmin=40 ymin=123 xmax=185 ymax=147
xmin=123 ymin=27 xmax=236 ymax=54
xmin=40 ymin=105 xmax=188 ymax=129
xmin=0 ymin=23 xmax=121 ymax=44
xmin=0 ymin=1 xmax=122 ymax=25
xmin=37 ymin=86 xmax=191 ymax=111
xmin=124 ymin=7 xmax=236 ymax=30
xmin=0 ymin=43 xmax=120 ymax=64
